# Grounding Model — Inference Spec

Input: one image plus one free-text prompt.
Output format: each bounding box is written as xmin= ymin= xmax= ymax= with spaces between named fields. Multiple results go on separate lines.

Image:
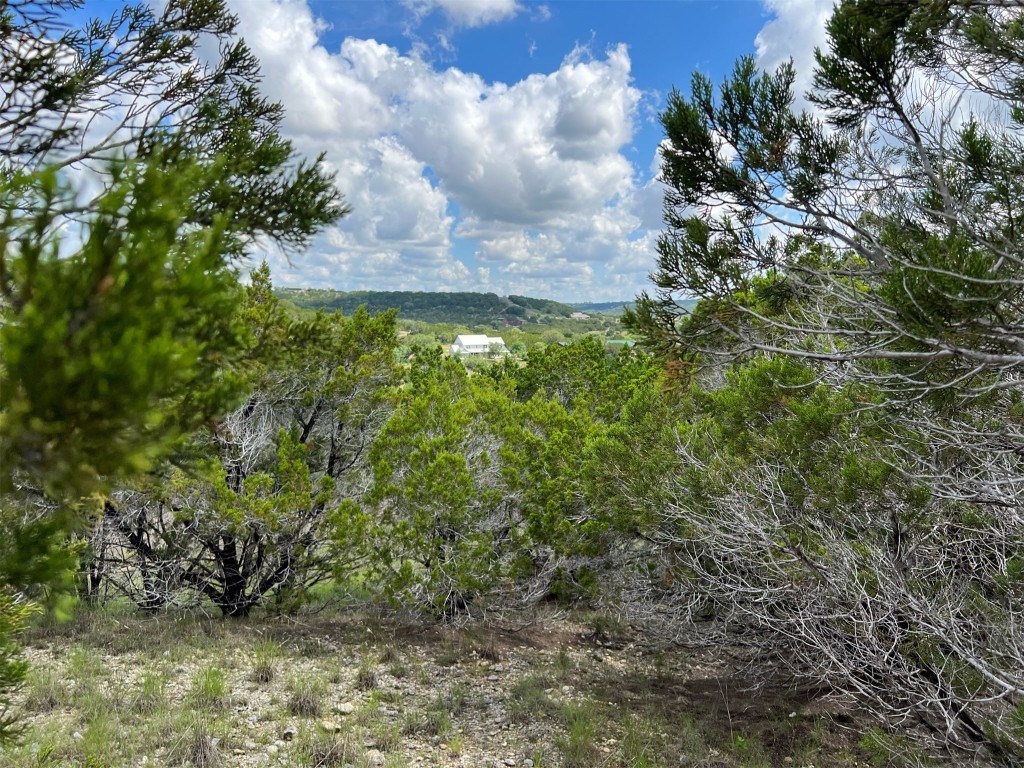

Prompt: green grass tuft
xmin=189 ymin=664 xmax=229 ymax=710
xmin=287 ymin=675 xmax=326 ymax=718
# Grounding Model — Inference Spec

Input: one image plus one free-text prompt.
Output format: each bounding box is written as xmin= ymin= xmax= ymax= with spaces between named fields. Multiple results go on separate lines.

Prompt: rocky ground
xmin=2 ymin=607 xmax=872 ymax=767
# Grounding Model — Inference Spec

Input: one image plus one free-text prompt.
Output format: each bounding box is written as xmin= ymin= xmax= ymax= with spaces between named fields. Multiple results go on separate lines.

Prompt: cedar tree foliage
xmin=0 ymin=0 xmax=345 ymax=739
xmin=622 ymin=1 xmax=1024 ymax=763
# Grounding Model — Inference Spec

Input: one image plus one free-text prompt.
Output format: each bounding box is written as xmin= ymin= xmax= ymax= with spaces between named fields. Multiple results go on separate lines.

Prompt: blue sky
xmin=305 ymin=1 xmax=770 ymax=185
xmin=95 ymin=0 xmax=834 ymax=301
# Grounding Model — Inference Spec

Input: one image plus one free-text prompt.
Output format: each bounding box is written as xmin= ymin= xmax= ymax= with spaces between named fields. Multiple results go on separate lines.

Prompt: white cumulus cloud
xmin=403 ymin=0 xmax=521 ymax=28
xmin=756 ymin=0 xmax=833 ymax=103
xmin=228 ymin=0 xmax=653 ymax=300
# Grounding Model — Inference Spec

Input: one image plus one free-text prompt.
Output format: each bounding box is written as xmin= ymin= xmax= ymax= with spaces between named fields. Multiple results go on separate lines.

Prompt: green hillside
xmin=573 ymin=299 xmax=700 ymax=316
xmin=572 ymin=301 xmax=635 ymax=315
xmin=277 ymin=288 xmax=579 ymax=325
xmin=506 ymin=294 xmax=576 ymax=317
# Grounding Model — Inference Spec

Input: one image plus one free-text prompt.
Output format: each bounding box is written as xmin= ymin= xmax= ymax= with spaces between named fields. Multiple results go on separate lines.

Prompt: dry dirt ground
xmin=1 ymin=607 xmax=874 ymax=768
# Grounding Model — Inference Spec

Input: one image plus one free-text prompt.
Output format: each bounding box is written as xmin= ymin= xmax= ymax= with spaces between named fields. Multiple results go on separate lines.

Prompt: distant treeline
xmin=278 ymin=288 xmax=584 ymax=325
xmin=572 ymin=301 xmax=635 ymax=315
xmin=507 ymin=295 xmax=574 ymax=317
xmin=573 ymin=299 xmax=699 ymax=316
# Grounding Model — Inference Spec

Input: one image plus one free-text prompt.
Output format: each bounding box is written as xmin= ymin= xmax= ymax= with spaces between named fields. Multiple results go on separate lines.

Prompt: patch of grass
xmin=587 ymin=612 xmax=630 ymax=648
xmin=860 ymin=727 xmax=934 ymax=767
xmin=401 ymin=708 xmax=447 ymax=738
xmin=557 ymin=700 xmax=606 ymax=768
xmin=168 ymin=715 xmax=221 ymax=768
xmin=554 ymin=646 xmax=574 ymax=676
xmin=354 ymin=688 xmax=399 ymax=732
xmin=66 ymin=645 xmax=104 ymax=686
xmin=415 ymin=665 xmax=432 ymax=686
xmin=301 ymin=729 xmax=359 ymax=767
xmin=788 ymin=718 xmax=836 ymax=765
xmin=651 ymin=650 xmax=671 ymax=682
xmin=326 ymin=661 xmax=346 ymax=685
xmin=729 ymin=733 xmax=770 ymax=766
xmin=189 ymin=664 xmax=229 ymax=710
xmin=507 ymin=674 xmax=557 ymax=724
xmin=673 ymin=715 xmax=710 ymax=758
xmin=474 ymin=638 xmax=501 ymax=662
xmin=287 ymin=675 xmax=327 ymax=718
xmin=80 ymin=710 xmax=119 ymax=766
xmin=136 ymin=703 xmax=180 ymax=753
xmin=434 ymin=639 xmax=462 ymax=667
xmin=442 ymin=682 xmax=469 ymax=715
xmin=402 ymin=694 xmax=452 ymax=737
xmin=447 ymin=733 xmax=464 ymax=756
xmin=0 ymin=727 xmax=64 ymax=768
xmin=23 ymin=666 xmax=67 ymax=712
xmin=380 ymin=644 xmax=409 ymax=678
xmin=303 ymin=576 xmax=374 ymax=610
xmin=251 ymin=638 xmax=283 ymax=684
xmin=139 ymin=614 xmax=222 ymax=662
xmin=131 ymin=669 xmax=167 ymax=714
xmin=370 ymin=722 xmax=401 ymax=753
xmin=620 ymin=713 xmax=671 ymax=768
xmin=356 ymin=660 xmax=377 ymax=690
xmin=71 ymin=674 xmax=112 ymax=720
xmin=371 ymin=687 xmax=401 ymax=705
xmin=425 ymin=707 xmax=452 ymax=737
xmin=13 ymin=609 xmax=873 ymax=768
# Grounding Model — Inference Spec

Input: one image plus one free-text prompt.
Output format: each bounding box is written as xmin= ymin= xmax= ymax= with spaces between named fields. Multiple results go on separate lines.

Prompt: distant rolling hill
xmin=572 ymin=298 xmax=700 ymax=316
xmin=572 ymin=301 xmax=635 ymax=315
xmin=276 ymin=288 xmax=702 ymax=325
xmin=276 ymin=288 xmax=581 ymax=325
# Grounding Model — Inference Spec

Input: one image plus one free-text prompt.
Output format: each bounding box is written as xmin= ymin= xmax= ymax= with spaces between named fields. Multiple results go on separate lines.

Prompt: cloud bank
xmin=403 ymin=0 xmax=522 ymax=28
xmin=230 ymin=0 xmax=654 ymax=300
xmin=229 ymin=0 xmax=832 ymax=301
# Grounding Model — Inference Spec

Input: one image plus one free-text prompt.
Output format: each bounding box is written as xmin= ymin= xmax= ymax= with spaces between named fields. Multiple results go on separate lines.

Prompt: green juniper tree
xmin=625 ymin=1 xmax=1024 ymax=762
xmin=1 ymin=0 xmax=343 ymax=250
xmin=95 ymin=269 xmax=398 ymax=617
xmin=336 ymin=351 xmax=527 ymax=619
xmin=0 ymin=0 xmax=344 ymax=740
xmin=340 ymin=340 xmax=660 ymax=619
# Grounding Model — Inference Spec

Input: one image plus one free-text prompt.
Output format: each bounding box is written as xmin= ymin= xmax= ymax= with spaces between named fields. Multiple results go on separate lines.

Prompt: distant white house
xmin=450 ymin=334 xmax=508 ymax=356
xmin=570 ymin=311 xmax=590 ymax=320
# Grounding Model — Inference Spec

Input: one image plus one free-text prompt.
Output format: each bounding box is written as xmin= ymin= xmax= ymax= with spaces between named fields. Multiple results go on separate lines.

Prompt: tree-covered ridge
xmin=278 ymin=288 xmax=583 ymax=324
xmin=505 ymin=295 xmax=574 ymax=317
xmin=570 ymin=301 xmax=634 ymax=315
xmin=572 ymin=298 xmax=700 ymax=316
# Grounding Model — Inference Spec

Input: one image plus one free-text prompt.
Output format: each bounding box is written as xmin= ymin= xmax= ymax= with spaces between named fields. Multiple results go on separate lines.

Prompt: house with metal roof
xmin=450 ymin=334 xmax=508 ymax=356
